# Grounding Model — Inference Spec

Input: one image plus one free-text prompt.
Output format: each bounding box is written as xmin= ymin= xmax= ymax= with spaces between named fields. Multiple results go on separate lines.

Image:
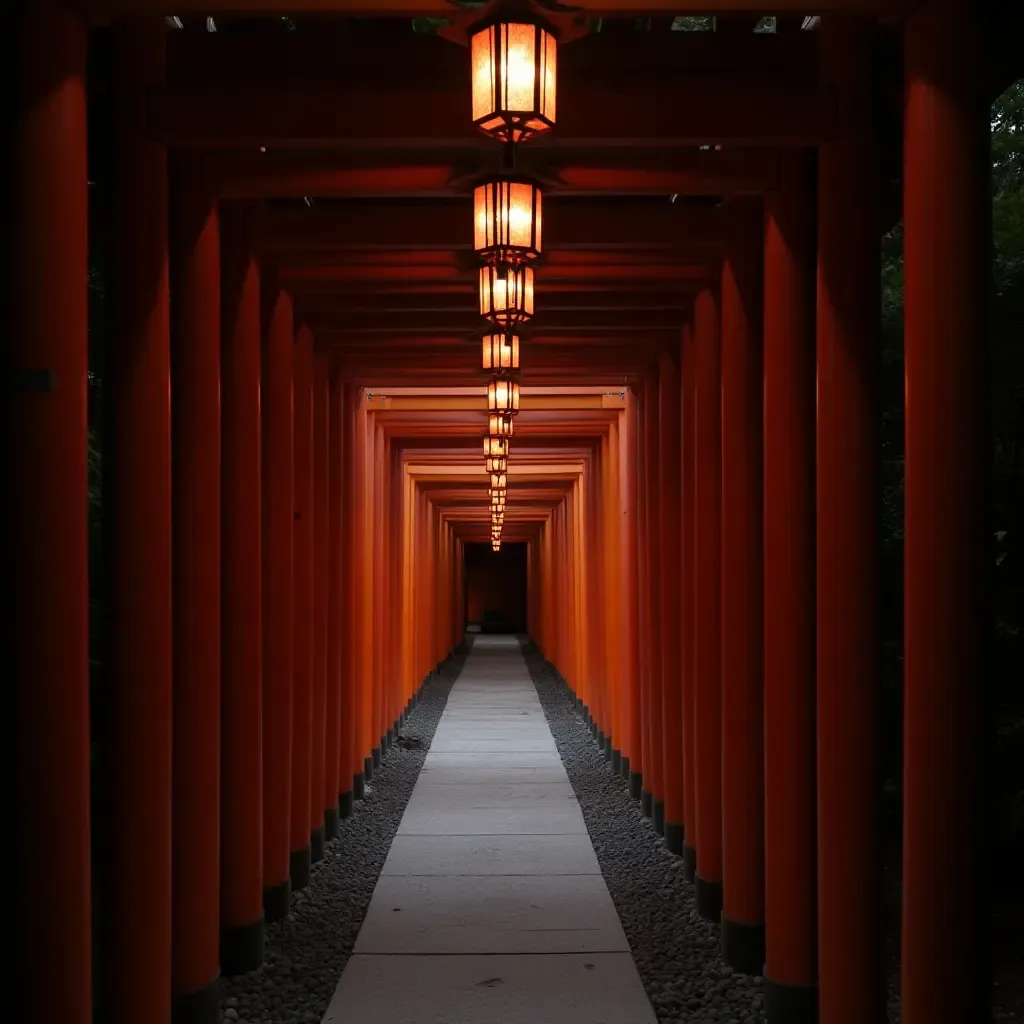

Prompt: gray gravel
xmin=218 ymin=652 xmax=466 ymax=1024
xmin=520 ymin=641 xmax=766 ymax=1024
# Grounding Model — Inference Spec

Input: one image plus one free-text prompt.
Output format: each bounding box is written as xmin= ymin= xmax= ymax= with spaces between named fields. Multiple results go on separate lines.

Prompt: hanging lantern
xmin=479 ymin=264 xmax=534 ymax=326
xmin=487 ymin=377 xmax=520 ymax=417
xmin=485 ymin=452 xmax=508 ymax=474
xmin=489 ymin=471 xmax=508 ymax=492
xmin=471 ymin=18 xmax=557 ymax=145
xmin=483 ymin=435 xmax=510 ymax=460
xmin=492 ymin=541 xmax=502 ymax=552
xmin=490 ymin=491 xmax=506 ymax=509
xmin=488 ymin=413 xmax=515 ymax=438
xmin=474 ymin=179 xmax=542 ymax=265
xmin=482 ymin=333 xmax=521 ymax=374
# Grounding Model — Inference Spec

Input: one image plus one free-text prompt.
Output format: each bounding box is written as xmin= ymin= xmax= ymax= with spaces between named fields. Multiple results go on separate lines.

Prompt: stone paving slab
xmin=322 ymin=954 xmax=657 ymax=1024
xmin=382 ymin=834 xmax=601 ymax=876
xmin=397 ymin=803 xmax=588 ymax=837
xmin=354 ymin=874 xmax=628 ymax=954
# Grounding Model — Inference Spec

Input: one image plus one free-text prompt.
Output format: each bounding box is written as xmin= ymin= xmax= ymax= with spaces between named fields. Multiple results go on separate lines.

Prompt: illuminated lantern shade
xmin=492 ymin=541 xmax=502 ymax=551
xmin=474 ymin=180 xmax=542 ymax=264
xmin=485 ymin=452 xmax=508 ymax=474
xmin=482 ymin=333 xmax=520 ymax=374
xmin=487 ymin=377 xmax=520 ymax=417
xmin=490 ymin=492 xmax=506 ymax=510
xmin=489 ymin=471 xmax=508 ymax=492
xmin=480 ymin=264 xmax=534 ymax=326
xmin=471 ymin=19 xmax=557 ymax=144
xmin=488 ymin=413 xmax=515 ymax=438
xmin=483 ymin=435 xmax=510 ymax=460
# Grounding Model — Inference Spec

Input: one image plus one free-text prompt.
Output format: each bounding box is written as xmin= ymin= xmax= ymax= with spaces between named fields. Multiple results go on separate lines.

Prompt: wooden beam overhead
xmin=203 ymin=147 xmax=779 ymax=199
xmin=290 ymin=289 xmax=694 ymax=313
xmin=151 ymin=80 xmax=834 ymax=148
xmin=247 ymin=201 xmax=725 ymax=251
xmin=304 ymin=308 xmax=687 ymax=333
xmin=89 ymin=1 xmax=899 ymax=18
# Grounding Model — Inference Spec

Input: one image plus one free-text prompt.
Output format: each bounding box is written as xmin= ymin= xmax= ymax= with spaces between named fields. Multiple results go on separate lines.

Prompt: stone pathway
xmin=321 ymin=634 xmax=656 ymax=1024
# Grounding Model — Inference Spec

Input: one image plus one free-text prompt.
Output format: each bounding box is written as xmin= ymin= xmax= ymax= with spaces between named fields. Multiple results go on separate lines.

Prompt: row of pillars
xmin=524 ymin=8 xmax=989 ymax=1024
xmin=12 ymin=8 xmax=464 ymax=1024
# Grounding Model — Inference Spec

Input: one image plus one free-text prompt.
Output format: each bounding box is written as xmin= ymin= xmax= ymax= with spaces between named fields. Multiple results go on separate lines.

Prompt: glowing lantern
xmin=482 ymin=333 xmax=520 ymax=374
xmin=486 ymin=452 xmax=508 ymax=474
xmin=489 ymin=471 xmax=508 ymax=492
xmin=488 ymin=413 xmax=515 ymax=438
xmin=474 ymin=179 xmax=542 ymax=264
xmin=487 ymin=378 xmax=520 ymax=417
xmin=471 ymin=19 xmax=557 ymax=145
xmin=483 ymin=435 xmax=510 ymax=460
xmin=492 ymin=540 xmax=502 ymax=551
xmin=479 ymin=264 xmax=534 ymax=326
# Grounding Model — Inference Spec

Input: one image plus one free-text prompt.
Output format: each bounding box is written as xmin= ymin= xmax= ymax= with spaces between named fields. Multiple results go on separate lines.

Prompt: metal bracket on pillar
xmin=6 ymin=369 xmax=58 ymax=393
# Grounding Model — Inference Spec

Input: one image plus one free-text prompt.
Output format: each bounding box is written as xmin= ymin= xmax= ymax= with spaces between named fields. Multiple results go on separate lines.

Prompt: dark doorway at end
xmin=464 ymin=542 xmax=527 ymax=634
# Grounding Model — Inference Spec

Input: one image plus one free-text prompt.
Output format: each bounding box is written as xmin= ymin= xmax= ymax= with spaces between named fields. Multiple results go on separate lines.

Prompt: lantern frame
xmin=487 ymin=377 xmax=520 ymax=417
xmin=470 ymin=17 xmax=557 ymax=145
xmin=489 ymin=471 xmax=508 ymax=491
xmin=485 ymin=453 xmax=508 ymax=474
xmin=488 ymin=413 xmax=515 ymax=438
xmin=479 ymin=263 xmax=534 ymax=327
xmin=474 ymin=178 xmax=543 ymax=265
xmin=483 ymin=435 xmax=510 ymax=459
xmin=482 ymin=333 xmax=521 ymax=375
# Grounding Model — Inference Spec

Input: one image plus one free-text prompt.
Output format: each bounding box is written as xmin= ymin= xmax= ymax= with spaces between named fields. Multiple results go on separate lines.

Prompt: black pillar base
xmin=353 ymin=771 xmax=366 ymax=800
xmin=221 ymin=917 xmax=264 ymax=976
xmin=597 ymin=729 xmax=605 ymax=751
xmin=339 ymin=789 xmax=354 ymax=819
xmin=604 ymin=737 xmax=613 ymax=761
xmin=682 ymin=844 xmax=698 ymax=882
xmin=172 ymin=974 xmax=220 ymax=1024
xmin=695 ymin=875 xmax=723 ymax=922
xmin=382 ymin=732 xmax=390 ymax=756
xmin=263 ymin=879 xmax=291 ymax=924
xmin=310 ymin=825 xmax=325 ymax=864
xmin=372 ymin=746 xmax=382 ymax=769
xmin=629 ymin=770 xmax=642 ymax=799
xmin=721 ymin=917 xmax=766 ymax=977
xmin=653 ymin=800 xmax=665 ymax=835
xmin=611 ymin=749 xmax=622 ymax=775
xmin=620 ymin=754 xmax=630 ymax=781
xmin=324 ymin=806 xmax=339 ymax=841
xmin=640 ymin=789 xmax=653 ymax=817
xmin=664 ymin=821 xmax=684 ymax=855
xmin=364 ymin=756 xmax=374 ymax=782
xmin=290 ymin=845 xmax=311 ymax=891
xmin=763 ymin=976 xmax=818 ymax=1024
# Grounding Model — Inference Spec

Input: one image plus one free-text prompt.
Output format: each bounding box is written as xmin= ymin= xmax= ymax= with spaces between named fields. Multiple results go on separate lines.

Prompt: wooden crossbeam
xmin=291 ymin=289 xmax=693 ymax=312
xmin=306 ymin=308 xmax=686 ymax=333
xmin=203 ymin=147 xmax=779 ymax=198
xmin=151 ymin=80 xmax=834 ymax=147
xmin=247 ymin=201 xmax=725 ymax=251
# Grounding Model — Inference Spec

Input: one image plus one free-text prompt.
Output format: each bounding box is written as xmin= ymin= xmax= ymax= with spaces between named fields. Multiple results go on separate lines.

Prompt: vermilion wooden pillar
xmin=290 ymin=324 xmax=314 ymax=890
xmin=641 ymin=369 xmax=663 ymax=823
xmin=628 ymin=389 xmax=645 ymax=800
xmin=681 ymin=321 xmax=699 ymax=880
xmin=658 ymin=350 xmax=685 ymax=854
xmin=763 ymin=154 xmax=819 ymax=1022
xmin=260 ymin=282 xmax=294 ymax=924
xmin=817 ymin=17 xmax=883 ymax=1024
xmin=621 ymin=395 xmax=641 ymax=785
xmin=371 ymin=423 xmax=385 ymax=768
xmin=13 ymin=7 xmax=90 ymax=1020
xmin=310 ymin=352 xmax=330 ymax=857
xmin=719 ymin=200 xmax=766 ymax=974
xmin=903 ymin=3 xmax=989 ymax=1021
xmin=107 ymin=21 xmax=173 ymax=1023
xmin=170 ymin=159 xmax=222 ymax=1023
xmin=344 ymin=384 xmax=363 ymax=805
xmin=326 ymin=366 xmax=346 ymax=823
xmin=693 ymin=284 xmax=724 ymax=922
xmin=220 ymin=225 xmax=264 ymax=974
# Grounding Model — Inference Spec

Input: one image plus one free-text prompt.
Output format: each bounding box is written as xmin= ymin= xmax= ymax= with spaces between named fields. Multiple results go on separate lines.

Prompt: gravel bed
xmin=218 ymin=652 xmax=466 ymax=1024
xmin=521 ymin=641 xmax=766 ymax=1024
